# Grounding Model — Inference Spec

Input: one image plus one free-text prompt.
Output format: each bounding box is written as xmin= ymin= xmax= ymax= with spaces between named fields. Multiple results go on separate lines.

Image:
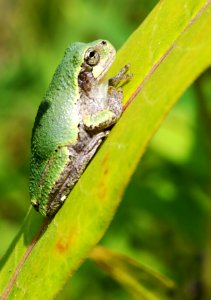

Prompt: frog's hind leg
xmin=46 ymin=131 xmax=108 ymax=216
xmin=65 ymin=131 xmax=108 ymax=188
xmin=74 ymin=130 xmax=109 ymax=175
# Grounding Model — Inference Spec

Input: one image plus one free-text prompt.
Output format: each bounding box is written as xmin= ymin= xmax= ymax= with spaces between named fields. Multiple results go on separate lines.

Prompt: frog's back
xmin=31 ymin=42 xmax=88 ymax=159
xmin=31 ymin=78 xmax=79 ymax=160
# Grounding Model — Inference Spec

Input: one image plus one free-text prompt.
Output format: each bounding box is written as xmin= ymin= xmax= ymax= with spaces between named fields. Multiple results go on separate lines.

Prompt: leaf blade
xmin=1 ymin=1 xmax=211 ymax=299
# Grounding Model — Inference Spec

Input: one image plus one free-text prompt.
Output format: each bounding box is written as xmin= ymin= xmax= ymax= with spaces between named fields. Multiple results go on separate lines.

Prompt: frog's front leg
xmin=83 ymin=65 xmax=132 ymax=132
xmin=83 ymin=109 xmax=118 ymax=132
xmin=83 ymin=86 xmax=123 ymax=132
xmin=109 ymin=64 xmax=132 ymax=87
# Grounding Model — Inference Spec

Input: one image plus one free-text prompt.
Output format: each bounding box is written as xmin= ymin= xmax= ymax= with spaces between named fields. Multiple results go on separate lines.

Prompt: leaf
xmin=1 ymin=0 xmax=211 ymax=299
xmin=90 ymin=246 xmax=175 ymax=300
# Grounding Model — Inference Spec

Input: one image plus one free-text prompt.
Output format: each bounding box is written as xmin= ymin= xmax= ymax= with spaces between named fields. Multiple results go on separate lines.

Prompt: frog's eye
xmin=85 ymin=48 xmax=100 ymax=66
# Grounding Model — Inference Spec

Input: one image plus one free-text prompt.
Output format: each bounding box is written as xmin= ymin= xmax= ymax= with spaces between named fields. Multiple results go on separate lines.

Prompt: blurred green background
xmin=0 ymin=0 xmax=210 ymax=299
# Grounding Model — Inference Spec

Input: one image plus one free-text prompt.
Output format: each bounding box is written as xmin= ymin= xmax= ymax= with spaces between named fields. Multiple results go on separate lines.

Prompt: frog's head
xmin=83 ymin=39 xmax=116 ymax=81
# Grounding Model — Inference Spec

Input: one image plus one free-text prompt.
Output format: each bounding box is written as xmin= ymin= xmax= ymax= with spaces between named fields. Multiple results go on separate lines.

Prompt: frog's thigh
xmin=39 ymin=146 xmax=70 ymax=201
xmin=85 ymin=131 xmax=109 ymax=153
xmin=83 ymin=110 xmax=116 ymax=131
xmin=46 ymin=132 xmax=107 ymax=190
xmin=48 ymin=132 xmax=109 ymax=211
xmin=76 ymin=131 xmax=108 ymax=169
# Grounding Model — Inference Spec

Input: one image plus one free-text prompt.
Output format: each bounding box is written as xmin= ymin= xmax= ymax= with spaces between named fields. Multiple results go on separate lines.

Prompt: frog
xmin=29 ymin=39 xmax=131 ymax=217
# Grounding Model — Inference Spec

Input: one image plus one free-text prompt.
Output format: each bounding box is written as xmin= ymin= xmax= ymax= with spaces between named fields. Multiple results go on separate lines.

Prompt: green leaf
xmin=1 ymin=0 xmax=211 ymax=299
xmin=90 ymin=246 xmax=175 ymax=300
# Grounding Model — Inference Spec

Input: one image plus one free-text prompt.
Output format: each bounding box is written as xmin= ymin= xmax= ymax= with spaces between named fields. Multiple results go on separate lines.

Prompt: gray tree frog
xmin=30 ymin=39 xmax=131 ymax=217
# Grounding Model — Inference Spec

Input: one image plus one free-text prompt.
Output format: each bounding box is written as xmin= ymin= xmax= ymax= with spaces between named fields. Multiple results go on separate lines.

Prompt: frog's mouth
xmin=92 ymin=48 xmax=116 ymax=82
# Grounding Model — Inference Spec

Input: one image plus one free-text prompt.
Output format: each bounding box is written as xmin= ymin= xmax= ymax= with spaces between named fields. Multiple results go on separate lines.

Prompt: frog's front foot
xmin=109 ymin=64 xmax=133 ymax=88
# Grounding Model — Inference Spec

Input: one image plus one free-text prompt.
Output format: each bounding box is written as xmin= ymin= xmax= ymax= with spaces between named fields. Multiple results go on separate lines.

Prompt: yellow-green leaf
xmin=90 ymin=246 xmax=175 ymax=300
xmin=0 ymin=0 xmax=211 ymax=299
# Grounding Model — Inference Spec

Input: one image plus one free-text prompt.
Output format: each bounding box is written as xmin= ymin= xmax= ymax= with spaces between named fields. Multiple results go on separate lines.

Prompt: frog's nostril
xmin=101 ymin=40 xmax=107 ymax=45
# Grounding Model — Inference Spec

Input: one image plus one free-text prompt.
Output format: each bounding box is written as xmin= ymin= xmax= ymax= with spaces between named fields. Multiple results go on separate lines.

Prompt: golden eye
xmin=85 ymin=48 xmax=100 ymax=66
